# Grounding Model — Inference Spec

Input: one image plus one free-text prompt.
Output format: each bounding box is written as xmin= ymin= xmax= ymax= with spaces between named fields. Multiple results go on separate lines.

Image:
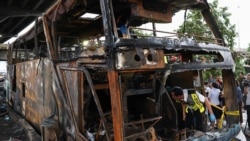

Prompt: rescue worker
xmin=171 ymin=86 xmax=216 ymax=131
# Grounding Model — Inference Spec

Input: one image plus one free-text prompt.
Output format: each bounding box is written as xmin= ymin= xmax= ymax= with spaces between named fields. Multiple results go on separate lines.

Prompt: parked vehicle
xmin=6 ymin=0 xmax=241 ymax=140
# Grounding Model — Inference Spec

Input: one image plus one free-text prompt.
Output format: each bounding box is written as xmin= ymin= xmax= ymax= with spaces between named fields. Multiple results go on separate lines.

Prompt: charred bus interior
xmin=5 ymin=0 xmax=239 ymax=141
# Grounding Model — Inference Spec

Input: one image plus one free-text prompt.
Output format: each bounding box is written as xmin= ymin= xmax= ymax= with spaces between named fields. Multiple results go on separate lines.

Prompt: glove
xmin=209 ymin=114 xmax=216 ymax=122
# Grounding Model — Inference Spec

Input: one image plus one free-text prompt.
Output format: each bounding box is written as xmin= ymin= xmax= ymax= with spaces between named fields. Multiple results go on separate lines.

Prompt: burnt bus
xmin=6 ymin=0 xmax=240 ymax=141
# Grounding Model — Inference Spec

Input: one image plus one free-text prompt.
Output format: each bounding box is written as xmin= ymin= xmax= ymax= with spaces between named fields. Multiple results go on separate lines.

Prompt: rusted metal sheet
xmin=12 ymin=59 xmax=51 ymax=131
xmin=222 ymin=70 xmax=239 ymax=124
xmin=108 ymin=70 xmax=123 ymax=140
xmin=129 ymin=0 xmax=172 ymax=23
xmin=116 ymin=49 xmax=165 ymax=70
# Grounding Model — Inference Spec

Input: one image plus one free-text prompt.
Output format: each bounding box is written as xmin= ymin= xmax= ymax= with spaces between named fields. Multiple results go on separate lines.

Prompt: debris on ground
xmin=0 ymin=97 xmax=41 ymax=141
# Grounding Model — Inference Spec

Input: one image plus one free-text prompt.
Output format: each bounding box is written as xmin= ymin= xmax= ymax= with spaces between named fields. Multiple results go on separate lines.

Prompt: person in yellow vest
xmin=171 ymin=86 xmax=215 ymax=131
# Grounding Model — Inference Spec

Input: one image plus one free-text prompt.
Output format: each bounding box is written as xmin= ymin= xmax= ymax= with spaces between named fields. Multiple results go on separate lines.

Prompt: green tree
xmin=176 ymin=0 xmax=244 ymax=78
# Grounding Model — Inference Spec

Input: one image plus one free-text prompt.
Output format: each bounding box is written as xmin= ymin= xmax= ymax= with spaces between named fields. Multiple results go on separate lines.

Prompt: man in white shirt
xmin=208 ymin=82 xmax=222 ymax=129
xmin=171 ymin=86 xmax=215 ymax=131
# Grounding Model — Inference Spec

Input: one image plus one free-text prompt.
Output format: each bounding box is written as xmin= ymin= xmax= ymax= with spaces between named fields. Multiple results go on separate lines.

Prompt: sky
xmin=152 ymin=0 xmax=250 ymax=50
xmin=213 ymin=0 xmax=250 ymax=50
xmin=217 ymin=0 xmax=250 ymax=49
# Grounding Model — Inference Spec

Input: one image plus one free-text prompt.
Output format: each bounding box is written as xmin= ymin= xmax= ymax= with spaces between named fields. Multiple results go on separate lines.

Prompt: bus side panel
xmin=14 ymin=59 xmax=54 ymax=132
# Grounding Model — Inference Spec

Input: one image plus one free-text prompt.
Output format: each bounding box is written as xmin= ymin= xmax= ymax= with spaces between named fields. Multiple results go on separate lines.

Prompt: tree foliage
xmin=176 ymin=0 xmax=236 ymax=48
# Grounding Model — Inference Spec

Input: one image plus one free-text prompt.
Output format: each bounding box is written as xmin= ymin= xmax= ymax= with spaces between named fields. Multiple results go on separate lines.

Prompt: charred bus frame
xmin=6 ymin=0 xmax=239 ymax=140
